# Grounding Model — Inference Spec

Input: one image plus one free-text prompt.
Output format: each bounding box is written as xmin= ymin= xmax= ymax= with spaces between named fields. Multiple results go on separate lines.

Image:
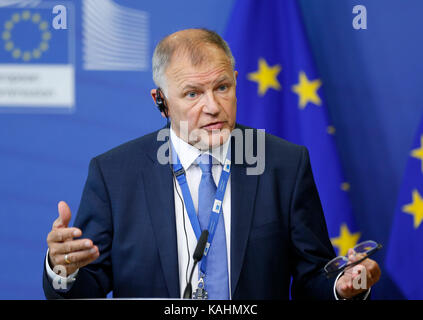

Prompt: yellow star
xmin=341 ymin=182 xmax=350 ymax=192
xmin=327 ymin=126 xmax=336 ymax=135
xmin=403 ymin=189 xmax=423 ymax=229
xmin=292 ymin=71 xmax=322 ymax=109
xmin=331 ymin=223 xmax=361 ymax=256
xmin=411 ymin=135 xmax=423 ymax=173
xmin=247 ymin=58 xmax=281 ymax=96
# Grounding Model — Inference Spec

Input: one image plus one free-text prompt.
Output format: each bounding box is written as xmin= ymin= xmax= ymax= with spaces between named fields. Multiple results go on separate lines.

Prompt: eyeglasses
xmin=324 ymin=240 xmax=382 ymax=278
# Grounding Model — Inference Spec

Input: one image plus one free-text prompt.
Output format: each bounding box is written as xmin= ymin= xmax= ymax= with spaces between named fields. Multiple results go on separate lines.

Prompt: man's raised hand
xmin=47 ymin=201 xmax=99 ymax=276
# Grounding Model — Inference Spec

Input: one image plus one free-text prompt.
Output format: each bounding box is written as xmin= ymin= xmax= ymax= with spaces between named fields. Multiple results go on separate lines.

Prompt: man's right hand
xmin=47 ymin=201 xmax=99 ymax=276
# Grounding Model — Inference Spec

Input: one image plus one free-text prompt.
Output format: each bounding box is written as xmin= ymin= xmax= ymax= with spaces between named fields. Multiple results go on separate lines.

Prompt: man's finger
xmin=72 ymin=250 xmax=100 ymax=270
xmin=346 ymin=252 xmax=366 ymax=268
xmin=60 ymin=246 xmax=99 ymax=265
xmin=52 ymin=216 xmax=63 ymax=229
xmin=56 ymin=201 xmax=72 ymax=228
xmin=52 ymin=248 xmax=100 ymax=276
xmin=47 ymin=228 xmax=82 ymax=243
xmin=50 ymin=238 xmax=94 ymax=255
xmin=362 ymin=259 xmax=381 ymax=284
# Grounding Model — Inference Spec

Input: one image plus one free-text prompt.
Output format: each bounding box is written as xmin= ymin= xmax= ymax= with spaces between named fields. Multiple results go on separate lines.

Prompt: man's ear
xmin=150 ymin=88 xmax=168 ymax=119
xmin=150 ymin=88 xmax=158 ymax=104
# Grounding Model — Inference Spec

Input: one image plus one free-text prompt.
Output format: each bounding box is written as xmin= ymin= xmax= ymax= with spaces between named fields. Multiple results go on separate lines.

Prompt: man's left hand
xmin=336 ymin=249 xmax=381 ymax=299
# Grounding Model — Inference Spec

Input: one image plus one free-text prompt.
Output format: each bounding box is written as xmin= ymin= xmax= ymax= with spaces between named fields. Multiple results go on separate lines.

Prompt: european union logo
xmin=225 ymin=0 xmax=360 ymax=255
xmin=0 ymin=8 xmax=68 ymax=64
xmin=385 ymin=115 xmax=423 ymax=299
xmin=0 ymin=5 xmax=74 ymax=110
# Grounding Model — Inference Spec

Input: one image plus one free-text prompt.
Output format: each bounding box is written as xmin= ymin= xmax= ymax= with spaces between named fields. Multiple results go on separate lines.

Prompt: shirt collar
xmin=170 ymin=126 xmax=230 ymax=170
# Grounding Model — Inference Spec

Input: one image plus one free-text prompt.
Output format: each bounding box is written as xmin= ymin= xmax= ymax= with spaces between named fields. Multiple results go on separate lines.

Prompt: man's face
xmin=161 ymin=45 xmax=237 ymax=149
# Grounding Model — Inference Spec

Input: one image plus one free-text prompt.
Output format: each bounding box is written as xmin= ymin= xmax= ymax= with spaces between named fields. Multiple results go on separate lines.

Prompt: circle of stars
xmin=2 ymin=10 xmax=51 ymax=62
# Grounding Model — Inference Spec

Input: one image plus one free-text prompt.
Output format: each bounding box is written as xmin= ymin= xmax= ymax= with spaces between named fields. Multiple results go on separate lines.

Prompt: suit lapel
xmin=230 ymin=126 xmax=259 ymax=297
xmin=143 ymin=136 xmax=180 ymax=298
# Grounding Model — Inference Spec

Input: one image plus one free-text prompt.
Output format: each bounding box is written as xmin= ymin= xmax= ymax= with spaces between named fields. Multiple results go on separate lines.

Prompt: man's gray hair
xmin=152 ymin=28 xmax=235 ymax=94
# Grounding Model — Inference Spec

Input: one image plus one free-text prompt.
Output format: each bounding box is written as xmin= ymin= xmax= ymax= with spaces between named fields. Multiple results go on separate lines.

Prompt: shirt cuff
xmin=45 ymin=249 xmax=79 ymax=292
xmin=333 ymin=271 xmax=371 ymax=300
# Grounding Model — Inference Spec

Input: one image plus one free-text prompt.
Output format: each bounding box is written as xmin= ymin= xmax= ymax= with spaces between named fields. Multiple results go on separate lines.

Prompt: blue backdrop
xmin=0 ymin=0 xmax=421 ymax=299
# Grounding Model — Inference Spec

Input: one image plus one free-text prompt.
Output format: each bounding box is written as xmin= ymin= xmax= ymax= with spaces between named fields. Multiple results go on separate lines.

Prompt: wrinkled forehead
xmin=165 ymin=44 xmax=233 ymax=86
xmin=168 ymin=42 xmax=231 ymax=72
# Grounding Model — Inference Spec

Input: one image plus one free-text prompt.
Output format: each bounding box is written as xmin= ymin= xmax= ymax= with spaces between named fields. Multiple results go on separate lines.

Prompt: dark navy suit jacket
xmin=43 ymin=124 xmax=337 ymax=299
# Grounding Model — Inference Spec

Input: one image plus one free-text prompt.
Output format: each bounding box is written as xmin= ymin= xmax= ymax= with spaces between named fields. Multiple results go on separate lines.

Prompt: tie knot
xmin=197 ymin=154 xmax=214 ymax=173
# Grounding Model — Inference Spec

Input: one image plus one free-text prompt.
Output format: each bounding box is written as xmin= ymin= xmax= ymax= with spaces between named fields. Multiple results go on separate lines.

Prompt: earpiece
xmin=155 ymin=88 xmax=168 ymax=118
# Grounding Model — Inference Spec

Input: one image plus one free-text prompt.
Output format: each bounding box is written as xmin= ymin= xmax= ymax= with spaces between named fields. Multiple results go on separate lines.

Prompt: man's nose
xmin=202 ymin=91 xmax=220 ymax=115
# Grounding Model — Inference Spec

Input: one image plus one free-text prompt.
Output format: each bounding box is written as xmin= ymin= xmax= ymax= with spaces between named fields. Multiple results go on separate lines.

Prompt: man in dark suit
xmin=44 ymin=28 xmax=380 ymax=299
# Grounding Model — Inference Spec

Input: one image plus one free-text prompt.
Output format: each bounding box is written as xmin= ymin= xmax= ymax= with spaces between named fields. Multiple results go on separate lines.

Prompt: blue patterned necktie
xmin=197 ymin=153 xmax=229 ymax=299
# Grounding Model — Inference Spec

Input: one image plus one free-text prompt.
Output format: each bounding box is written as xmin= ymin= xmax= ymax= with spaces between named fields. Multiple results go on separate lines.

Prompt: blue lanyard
xmin=170 ymin=141 xmax=231 ymax=276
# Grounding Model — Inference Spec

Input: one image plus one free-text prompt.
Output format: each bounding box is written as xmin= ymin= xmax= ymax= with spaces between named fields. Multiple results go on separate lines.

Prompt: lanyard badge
xmin=192 ymin=276 xmax=208 ymax=300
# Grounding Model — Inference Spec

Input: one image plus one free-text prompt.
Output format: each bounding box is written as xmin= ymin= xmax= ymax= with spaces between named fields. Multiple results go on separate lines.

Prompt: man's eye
xmin=187 ymin=92 xmax=197 ymax=98
xmin=218 ymin=84 xmax=228 ymax=91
